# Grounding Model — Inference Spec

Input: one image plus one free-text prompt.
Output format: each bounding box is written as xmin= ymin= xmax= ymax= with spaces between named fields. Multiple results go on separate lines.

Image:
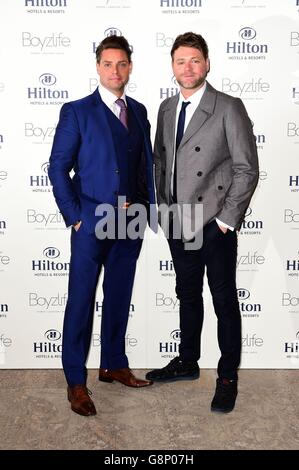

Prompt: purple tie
xmin=115 ymin=98 xmax=128 ymax=129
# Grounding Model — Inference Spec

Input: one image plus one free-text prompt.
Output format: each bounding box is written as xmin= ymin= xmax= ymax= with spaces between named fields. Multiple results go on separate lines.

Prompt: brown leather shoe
xmin=98 ymin=367 xmax=153 ymax=388
xmin=67 ymin=385 xmax=97 ymax=416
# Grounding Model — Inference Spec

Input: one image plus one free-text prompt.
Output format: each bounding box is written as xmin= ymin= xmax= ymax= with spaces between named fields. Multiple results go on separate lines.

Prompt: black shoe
xmin=145 ymin=356 xmax=199 ymax=382
xmin=211 ymin=378 xmax=238 ymax=413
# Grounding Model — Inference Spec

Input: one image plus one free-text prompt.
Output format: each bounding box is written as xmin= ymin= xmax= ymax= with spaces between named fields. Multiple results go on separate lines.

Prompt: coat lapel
xmin=179 ymin=81 xmax=217 ymax=148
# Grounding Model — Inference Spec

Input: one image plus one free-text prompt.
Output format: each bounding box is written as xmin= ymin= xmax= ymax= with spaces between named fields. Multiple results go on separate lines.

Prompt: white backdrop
xmin=0 ymin=0 xmax=299 ymax=369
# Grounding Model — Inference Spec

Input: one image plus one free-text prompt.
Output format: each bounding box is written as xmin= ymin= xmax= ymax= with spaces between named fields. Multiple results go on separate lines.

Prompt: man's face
xmin=96 ymin=48 xmax=132 ymax=96
xmin=172 ymin=46 xmax=210 ymax=96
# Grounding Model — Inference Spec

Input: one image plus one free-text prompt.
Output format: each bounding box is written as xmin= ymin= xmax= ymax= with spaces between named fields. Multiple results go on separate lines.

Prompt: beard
xmin=176 ymin=75 xmax=206 ymax=90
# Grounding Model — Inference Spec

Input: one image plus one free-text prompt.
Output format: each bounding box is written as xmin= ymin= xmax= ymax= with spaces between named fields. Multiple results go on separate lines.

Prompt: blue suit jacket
xmin=49 ymin=89 xmax=157 ymax=233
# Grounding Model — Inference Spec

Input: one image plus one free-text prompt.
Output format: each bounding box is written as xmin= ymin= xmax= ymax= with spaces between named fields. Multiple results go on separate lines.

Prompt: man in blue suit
xmin=49 ymin=35 xmax=155 ymax=416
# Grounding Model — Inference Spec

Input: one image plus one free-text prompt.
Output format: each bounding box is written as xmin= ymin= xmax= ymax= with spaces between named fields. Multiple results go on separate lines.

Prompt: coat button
xmin=197 ymin=196 xmax=202 ymax=202
xmin=115 ymin=169 xmax=120 ymax=174
xmin=195 ymin=146 xmax=201 ymax=152
xmin=162 ymin=146 xmax=166 ymax=151
xmin=218 ymin=185 xmax=223 ymax=190
xmin=197 ymin=171 xmax=202 ymax=177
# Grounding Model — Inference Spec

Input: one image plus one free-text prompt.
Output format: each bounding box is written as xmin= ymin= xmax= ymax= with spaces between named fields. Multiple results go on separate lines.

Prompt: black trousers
xmin=168 ymin=220 xmax=241 ymax=380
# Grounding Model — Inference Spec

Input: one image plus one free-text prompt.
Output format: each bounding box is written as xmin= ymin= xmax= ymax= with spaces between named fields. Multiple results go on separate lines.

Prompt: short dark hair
xmin=96 ymin=35 xmax=132 ymax=63
xmin=171 ymin=32 xmax=209 ymax=60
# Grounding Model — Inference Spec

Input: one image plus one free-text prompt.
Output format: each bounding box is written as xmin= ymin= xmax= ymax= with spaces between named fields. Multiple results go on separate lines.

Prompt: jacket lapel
xmin=179 ymin=81 xmax=217 ymax=148
xmin=90 ymin=89 xmax=115 ymax=152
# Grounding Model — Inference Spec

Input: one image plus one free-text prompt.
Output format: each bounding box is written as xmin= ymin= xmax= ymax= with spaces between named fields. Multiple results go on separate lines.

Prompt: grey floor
xmin=0 ymin=369 xmax=298 ymax=450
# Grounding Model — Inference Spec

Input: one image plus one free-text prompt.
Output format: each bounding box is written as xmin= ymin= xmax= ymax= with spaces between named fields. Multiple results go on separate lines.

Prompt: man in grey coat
xmin=146 ymin=32 xmax=259 ymax=413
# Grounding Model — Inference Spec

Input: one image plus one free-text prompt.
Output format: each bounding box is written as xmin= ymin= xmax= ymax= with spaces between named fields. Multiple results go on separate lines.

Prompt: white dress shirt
xmin=98 ymin=83 xmax=127 ymax=119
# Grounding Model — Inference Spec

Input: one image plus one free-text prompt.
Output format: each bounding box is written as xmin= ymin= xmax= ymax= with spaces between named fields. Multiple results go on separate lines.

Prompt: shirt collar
xmin=98 ymin=82 xmax=127 ymax=108
xmin=178 ymin=81 xmax=206 ymax=108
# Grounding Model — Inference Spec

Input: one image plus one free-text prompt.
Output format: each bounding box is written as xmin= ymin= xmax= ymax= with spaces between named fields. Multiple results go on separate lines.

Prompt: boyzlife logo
xmin=92 ymin=333 xmax=137 ymax=349
xmin=222 ymin=77 xmax=270 ymax=99
xmin=239 ymin=207 xmax=263 ymax=236
xmin=159 ymin=329 xmax=181 ymax=358
xmin=25 ymin=122 xmax=56 ymax=144
xmin=34 ymin=329 xmax=62 ymax=359
xmin=22 ymin=32 xmax=71 ymax=53
xmin=159 ymin=260 xmax=175 ymax=277
xmin=287 ymin=122 xmax=299 ymax=143
xmin=231 ymin=0 xmax=267 ymax=9
xmin=32 ymin=247 xmax=69 ymax=277
xmin=242 ymin=333 xmax=263 ymax=352
xmin=289 ymin=176 xmax=299 ymax=193
xmin=290 ymin=32 xmax=299 ymax=48
xmin=159 ymin=0 xmax=202 ymax=15
xmin=25 ymin=0 xmax=68 ymax=14
xmin=155 ymin=292 xmax=179 ymax=313
xmin=282 ymin=292 xmax=299 ymax=314
xmin=237 ymin=288 xmax=261 ymax=318
xmin=284 ymin=208 xmax=299 ymax=226
xmin=95 ymin=301 xmax=135 ymax=318
xmin=29 ymin=162 xmax=52 ymax=193
xmin=0 ymin=333 xmax=12 ymax=348
xmin=226 ymin=27 xmax=268 ymax=60
xmin=0 ymin=219 xmax=7 ymax=236
xmin=237 ymin=251 xmax=265 ymax=270
xmin=0 ymin=170 xmax=8 ymax=188
xmin=29 ymin=291 xmax=67 ymax=312
xmin=160 ymin=75 xmax=179 ymax=101
xmin=27 ymin=73 xmax=69 ymax=106
xmin=0 ymin=303 xmax=8 ymax=319
xmin=26 ymin=208 xmax=63 ymax=229
xmin=156 ymin=32 xmax=175 ymax=51
xmin=0 ymin=251 xmax=10 ymax=271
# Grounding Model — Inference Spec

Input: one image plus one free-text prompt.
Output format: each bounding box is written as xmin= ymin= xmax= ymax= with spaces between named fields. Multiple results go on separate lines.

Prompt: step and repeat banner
xmin=0 ymin=0 xmax=299 ymax=369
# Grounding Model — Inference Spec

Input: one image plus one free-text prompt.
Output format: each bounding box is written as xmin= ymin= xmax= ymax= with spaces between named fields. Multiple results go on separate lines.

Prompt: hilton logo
xmin=29 ymin=162 xmax=52 ymax=193
xmin=284 ymin=332 xmax=299 ymax=354
xmin=159 ymin=329 xmax=181 ymax=356
xmin=25 ymin=0 xmax=68 ymax=14
xmin=293 ymin=87 xmax=299 ymax=105
xmin=34 ymin=329 xmax=62 ymax=355
xmin=27 ymin=73 xmax=69 ymax=105
xmin=160 ymin=75 xmax=179 ymax=100
xmin=31 ymin=247 xmax=69 ymax=276
xmin=226 ymin=27 xmax=268 ymax=60
xmin=289 ymin=176 xmax=299 ymax=193
xmin=286 ymin=259 xmax=299 ymax=277
xmin=237 ymin=288 xmax=261 ymax=317
xmin=159 ymin=260 xmax=175 ymax=277
xmin=239 ymin=207 xmax=263 ymax=236
xmin=160 ymin=0 xmax=202 ymax=9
